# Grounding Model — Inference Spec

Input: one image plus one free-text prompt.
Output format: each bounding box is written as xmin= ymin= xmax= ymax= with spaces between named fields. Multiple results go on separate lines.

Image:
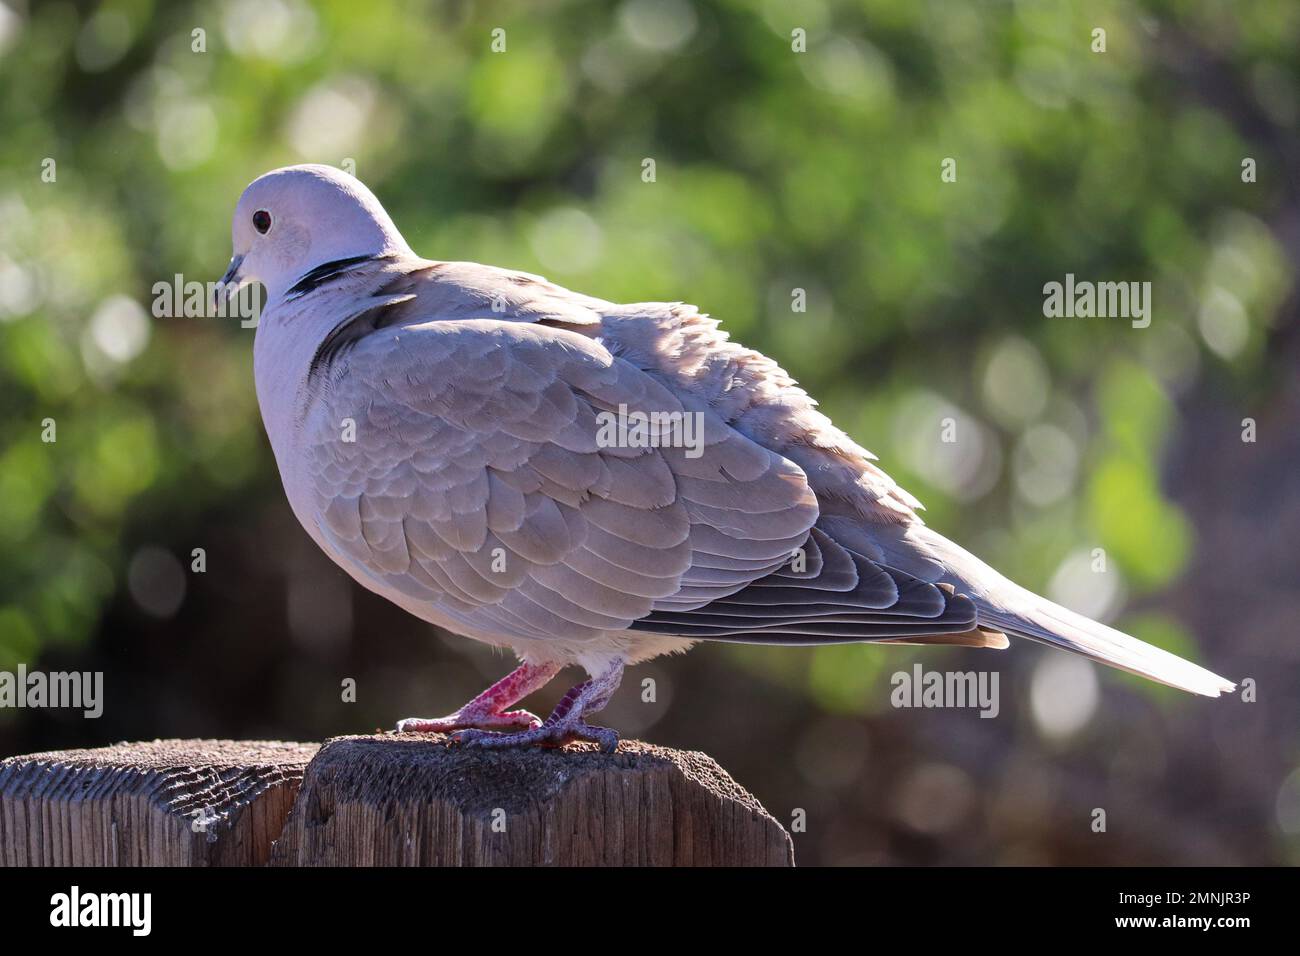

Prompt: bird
xmin=220 ymin=164 xmax=1235 ymax=753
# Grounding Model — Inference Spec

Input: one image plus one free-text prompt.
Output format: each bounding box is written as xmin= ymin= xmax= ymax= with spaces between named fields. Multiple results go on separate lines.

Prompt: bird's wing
xmin=631 ymin=521 xmax=1000 ymax=647
xmin=594 ymin=299 xmax=1233 ymax=695
xmin=299 ymin=276 xmax=1001 ymax=652
xmin=299 ymin=271 xmax=1231 ymax=696
xmin=300 ymin=315 xmax=820 ymax=645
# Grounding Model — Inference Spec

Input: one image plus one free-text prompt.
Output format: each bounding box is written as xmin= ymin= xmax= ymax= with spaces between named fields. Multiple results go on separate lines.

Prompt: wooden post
xmin=273 ymin=734 xmax=792 ymax=866
xmin=0 ymin=739 xmax=318 ymax=866
xmin=0 ymin=735 xmax=793 ymax=867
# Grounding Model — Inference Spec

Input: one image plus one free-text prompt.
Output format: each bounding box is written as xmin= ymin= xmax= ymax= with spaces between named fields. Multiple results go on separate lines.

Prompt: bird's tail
xmin=913 ymin=527 xmax=1236 ymax=698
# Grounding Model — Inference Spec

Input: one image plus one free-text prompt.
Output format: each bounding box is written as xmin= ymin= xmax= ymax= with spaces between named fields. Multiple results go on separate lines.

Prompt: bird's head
xmin=217 ymin=164 xmax=411 ymax=307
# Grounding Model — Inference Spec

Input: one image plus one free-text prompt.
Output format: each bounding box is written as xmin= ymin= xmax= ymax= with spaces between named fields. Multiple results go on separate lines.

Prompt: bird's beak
xmin=213 ymin=253 xmax=244 ymax=310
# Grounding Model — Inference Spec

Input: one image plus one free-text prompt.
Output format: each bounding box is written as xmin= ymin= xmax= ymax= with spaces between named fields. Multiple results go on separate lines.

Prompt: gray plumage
xmin=221 ymin=165 xmax=1232 ymax=750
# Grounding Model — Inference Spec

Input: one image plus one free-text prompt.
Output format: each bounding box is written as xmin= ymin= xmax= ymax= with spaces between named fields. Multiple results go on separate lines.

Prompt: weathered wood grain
xmin=0 ymin=736 xmax=793 ymax=866
xmin=0 ymin=739 xmax=318 ymax=866
xmin=271 ymin=734 xmax=793 ymax=866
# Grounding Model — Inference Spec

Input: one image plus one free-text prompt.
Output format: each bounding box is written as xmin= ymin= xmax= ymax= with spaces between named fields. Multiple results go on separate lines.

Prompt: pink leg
xmin=453 ymin=659 xmax=625 ymax=754
xmin=395 ymin=661 xmax=562 ymax=734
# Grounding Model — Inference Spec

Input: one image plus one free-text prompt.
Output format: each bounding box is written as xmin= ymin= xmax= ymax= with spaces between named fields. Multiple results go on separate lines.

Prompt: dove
xmin=220 ymin=164 xmax=1234 ymax=753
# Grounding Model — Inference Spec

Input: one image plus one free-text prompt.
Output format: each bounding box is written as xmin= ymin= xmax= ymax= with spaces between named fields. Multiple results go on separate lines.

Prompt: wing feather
xmin=303 ymin=317 xmax=819 ymax=644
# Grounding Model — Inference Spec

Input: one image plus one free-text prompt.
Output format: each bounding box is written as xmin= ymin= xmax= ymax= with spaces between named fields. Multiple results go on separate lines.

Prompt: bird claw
xmin=451 ymin=720 xmax=620 ymax=754
xmin=395 ymin=709 xmax=543 ymax=734
xmin=399 ymin=660 xmax=624 ymax=754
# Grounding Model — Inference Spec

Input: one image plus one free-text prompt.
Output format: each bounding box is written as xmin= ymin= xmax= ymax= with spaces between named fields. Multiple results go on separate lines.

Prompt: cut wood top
xmin=2 ymin=738 xmax=319 ymax=774
xmin=1 ymin=735 xmax=793 ymax=866
xmin=278 ymin=734 xmax=794 ymax=866
xmin=0 ymin=739 xmax=318 ymax=866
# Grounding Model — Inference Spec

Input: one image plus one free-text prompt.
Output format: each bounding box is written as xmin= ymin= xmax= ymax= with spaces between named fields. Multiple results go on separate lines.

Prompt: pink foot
xmin=395 ymin=661 xmax=561 ymax=735
xmin=396 ymin=709 xmax=542 ymax=734
xmin=454 ymin=718 xmax=619 ymax=753
xmin=453 ymin=659 xmax=625 ymax=754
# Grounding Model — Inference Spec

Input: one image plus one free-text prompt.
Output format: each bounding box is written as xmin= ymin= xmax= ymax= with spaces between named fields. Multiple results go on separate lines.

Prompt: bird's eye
xmin=252 ymin=209 xmax=272 ymax=234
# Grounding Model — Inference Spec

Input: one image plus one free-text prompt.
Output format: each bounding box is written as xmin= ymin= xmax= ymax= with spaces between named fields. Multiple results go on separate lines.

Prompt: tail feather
xmin=979 ymin=596 xmax=1235 ymax=697
xmin=912 ymin=527 xmax=1235 ymax=698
